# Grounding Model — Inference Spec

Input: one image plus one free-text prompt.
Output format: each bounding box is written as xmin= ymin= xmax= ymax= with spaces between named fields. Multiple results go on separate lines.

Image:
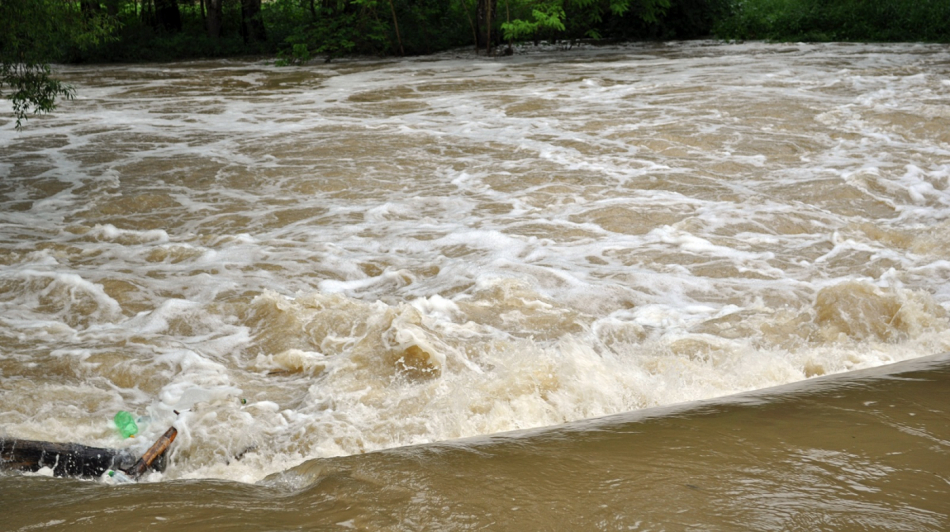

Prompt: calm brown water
xmin=1 ymin=41 xmax=950 ymax=529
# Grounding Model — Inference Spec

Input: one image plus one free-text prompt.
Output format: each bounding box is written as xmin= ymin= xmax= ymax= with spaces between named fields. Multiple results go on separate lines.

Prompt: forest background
xmin=2 ymin=0 xmax=950 ymax=127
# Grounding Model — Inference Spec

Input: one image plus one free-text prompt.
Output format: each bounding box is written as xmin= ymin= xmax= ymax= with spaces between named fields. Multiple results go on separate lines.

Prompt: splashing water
xmin=1 ymin=41 xmax=949 ymax=483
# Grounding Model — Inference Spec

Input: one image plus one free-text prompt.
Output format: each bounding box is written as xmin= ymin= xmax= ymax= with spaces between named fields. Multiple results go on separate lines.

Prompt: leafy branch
xmin=0 ymin=0 xmax=119 ymax=129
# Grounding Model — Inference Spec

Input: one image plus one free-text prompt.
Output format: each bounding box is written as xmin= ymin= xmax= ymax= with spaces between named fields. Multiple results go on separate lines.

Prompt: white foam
xmin=90 ymin=223 xmax=170 ymax=244
xmin=2 ymin=42 xmax=950 ymax=483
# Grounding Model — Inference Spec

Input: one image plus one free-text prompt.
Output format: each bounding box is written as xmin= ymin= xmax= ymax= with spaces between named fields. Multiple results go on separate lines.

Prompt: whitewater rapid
xmin=1 ymin=41 xmax=949 ymax=482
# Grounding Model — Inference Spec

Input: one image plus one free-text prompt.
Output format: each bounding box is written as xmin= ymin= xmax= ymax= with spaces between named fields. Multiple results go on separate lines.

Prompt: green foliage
xmin=276 ymin=2 xmax=390 ymax=63
xmin=264 ymin=0 xmax=315 ymax=47
xmin=604 ymin=0 xmax=728 ymax=39
xmin=392 ymin=0 xmax=472 ymax=54
xmin=272 ymin=0 xmax=471 ymax=62
xmin=0 ymin=0 xmax=118 ymax=129
xmin=73 ymin=1 xmax=262 ymax=62
xmin=498 ymin=0 xmax=677 ymax=44
xmin=715 ymin=0 xmax=950 ymax=42
xmin=502 ymin=4 xmax=566 ymax=41
xmin=1 ymin=63 xmax=75 ymax=129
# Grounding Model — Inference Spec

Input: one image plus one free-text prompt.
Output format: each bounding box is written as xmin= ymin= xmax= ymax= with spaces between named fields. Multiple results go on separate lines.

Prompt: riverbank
xmin=59 ymin=0 xmax=950 ymax=65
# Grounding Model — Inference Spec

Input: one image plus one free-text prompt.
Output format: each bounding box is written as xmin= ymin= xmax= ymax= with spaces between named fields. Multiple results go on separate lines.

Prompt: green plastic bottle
xmin=114 ymin=410 xmax=138 ymax=438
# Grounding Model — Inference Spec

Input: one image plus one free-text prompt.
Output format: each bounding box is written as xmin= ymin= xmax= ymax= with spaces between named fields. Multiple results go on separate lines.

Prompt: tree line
xmin=3 ymin=0 xmax=949 ymax=128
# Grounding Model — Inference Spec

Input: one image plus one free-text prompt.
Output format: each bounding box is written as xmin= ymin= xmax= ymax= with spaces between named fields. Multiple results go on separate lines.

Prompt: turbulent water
xmin=1 ymin=41 xmax=950 ymax=529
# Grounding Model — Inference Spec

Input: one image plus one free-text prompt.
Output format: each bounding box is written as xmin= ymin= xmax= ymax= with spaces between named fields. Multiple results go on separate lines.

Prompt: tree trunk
xmin=141 ymin=0 xmax=155 ymax=26
xmin=207 ymin=0 xmax=223 ymax=38
xmin=461 ymin=0 xmax=478 ymax=52
xmin=387 ymin=0 xmax=404 ymax=56
xmin=476 ymin=0 xmax=497 ymax=55
xmin=81 ymin=1 xmax=101 ymax=16
xmin=105 ymin=0 xmax=120 ymax=16
xmin=504 ymin=0 xmax=513 ymax=54
xmin=240 ymin=0 xmax=267 ymax=43
xmin=154 ymin=0 xmax=182 ymax=32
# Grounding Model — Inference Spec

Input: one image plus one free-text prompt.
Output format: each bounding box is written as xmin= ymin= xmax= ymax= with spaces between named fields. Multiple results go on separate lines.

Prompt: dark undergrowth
xmin=714 ymin=0 xmax=950 ymax=43
xmin=67 ymin=0 xmax=950 ymax=65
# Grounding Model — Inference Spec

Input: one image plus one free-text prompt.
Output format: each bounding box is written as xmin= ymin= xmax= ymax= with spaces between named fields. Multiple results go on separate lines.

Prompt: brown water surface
xmin=1 ymin=41 xmax=950 ymax=529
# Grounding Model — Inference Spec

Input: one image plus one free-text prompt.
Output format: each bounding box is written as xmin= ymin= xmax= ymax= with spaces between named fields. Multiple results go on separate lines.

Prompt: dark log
xmin=0 ymin=439 xmax=136 ymax=478
xmin=0 ymin=427 xmax=175 ymax=480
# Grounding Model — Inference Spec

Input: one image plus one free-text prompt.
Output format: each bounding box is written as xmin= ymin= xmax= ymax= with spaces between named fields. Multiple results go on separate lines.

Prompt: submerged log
xmin=0 ymin=427 xmax=176 ymax=479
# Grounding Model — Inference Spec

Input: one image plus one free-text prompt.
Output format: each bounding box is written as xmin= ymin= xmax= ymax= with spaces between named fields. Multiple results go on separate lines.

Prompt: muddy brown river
xmin=1 ymin=41 xmax=949 ymax=530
